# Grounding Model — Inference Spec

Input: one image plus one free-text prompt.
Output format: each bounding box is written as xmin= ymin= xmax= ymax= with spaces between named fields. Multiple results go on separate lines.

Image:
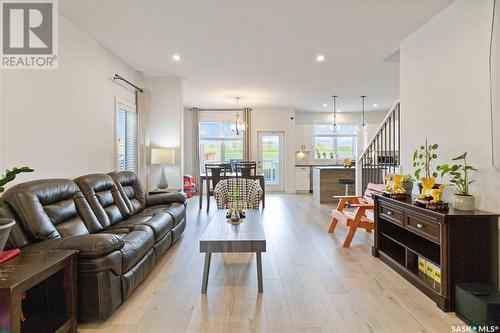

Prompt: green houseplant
xmin=0 ymin=167 xmax=34 ymax=251
xmin=402 ymin=175 xmax=415 ymax=192
xmin=412 ymin=139 xmax=439 ymax=193
xmin=228 ymin=188 xmax=242 ymax=222
xmin=0 ymin=167 xmax=34 ymax=206
xmin=437 ymin=152 xmax=477 ymax=211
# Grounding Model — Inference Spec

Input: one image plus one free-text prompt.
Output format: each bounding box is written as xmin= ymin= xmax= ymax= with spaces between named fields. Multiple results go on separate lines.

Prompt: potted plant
xmin=437 ymin=152 xmax=477 ymax=211
xmin=402 ymin=175 xmax=415 ymax=193
xmin=0 ymin=167 xmax=34 ymax=251
xmin=228 ymin=188 xmax=243 ymax=222
xmin=412 ymin=139 xmax=440 ymax=193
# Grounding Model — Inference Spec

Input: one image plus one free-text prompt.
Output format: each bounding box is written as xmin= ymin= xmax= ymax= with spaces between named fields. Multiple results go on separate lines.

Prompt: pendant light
xmin=361 ymin=95 xmax=367 ymax=128
xmin=230 ymin=97 xmax=247 ymax=135
xmin=329 ymin=95 xmax=338 ymax=133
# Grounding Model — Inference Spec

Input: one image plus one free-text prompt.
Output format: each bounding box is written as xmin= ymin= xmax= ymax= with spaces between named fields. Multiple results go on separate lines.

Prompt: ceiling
xmin=60 ymin=0 xmax=451 ymax=112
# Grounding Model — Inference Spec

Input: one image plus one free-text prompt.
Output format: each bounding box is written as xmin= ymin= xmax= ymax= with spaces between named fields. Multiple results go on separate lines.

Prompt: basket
xmin=0 ymin=218 xmax=15 ymax=252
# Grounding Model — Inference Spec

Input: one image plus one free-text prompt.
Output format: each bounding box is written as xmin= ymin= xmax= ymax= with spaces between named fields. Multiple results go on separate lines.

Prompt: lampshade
xmin=151 ymin=148 xmax=175 ymax=165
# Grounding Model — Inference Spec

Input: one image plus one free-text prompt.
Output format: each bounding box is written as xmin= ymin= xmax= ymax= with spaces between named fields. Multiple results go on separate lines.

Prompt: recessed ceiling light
xmin=172 ymin=54 xmax=181 ymax=61
xmin=373 ymin=103 xmax=378 ymax=107
xmin=316 ymin=54 xmax=325 ymax=62
xmin=323 ymin=103 xmax=328 ymax=108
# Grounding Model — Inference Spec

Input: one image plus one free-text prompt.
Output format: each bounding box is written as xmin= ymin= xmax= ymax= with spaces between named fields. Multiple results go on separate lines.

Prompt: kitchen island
xmin=312 ymin=166 xmax=355 ymax=204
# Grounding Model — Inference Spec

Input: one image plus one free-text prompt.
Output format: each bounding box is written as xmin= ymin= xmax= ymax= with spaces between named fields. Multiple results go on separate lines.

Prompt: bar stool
xmin=338 ymin=178 xmax=355 ymax=196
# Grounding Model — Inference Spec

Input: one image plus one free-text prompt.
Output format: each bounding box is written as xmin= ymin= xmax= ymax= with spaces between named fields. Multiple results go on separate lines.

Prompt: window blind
xmin=116 ymin=107 xmax=138 ymax=172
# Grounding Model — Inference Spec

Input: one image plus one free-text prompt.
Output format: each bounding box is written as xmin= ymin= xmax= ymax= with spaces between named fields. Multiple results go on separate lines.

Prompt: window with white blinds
xmin=116 ymin=103 xmax=138 ymax=173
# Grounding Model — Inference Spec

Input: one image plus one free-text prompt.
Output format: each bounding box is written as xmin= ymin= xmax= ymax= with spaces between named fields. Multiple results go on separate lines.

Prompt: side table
xmin=0 ymin=250 xmax=78 ymax=333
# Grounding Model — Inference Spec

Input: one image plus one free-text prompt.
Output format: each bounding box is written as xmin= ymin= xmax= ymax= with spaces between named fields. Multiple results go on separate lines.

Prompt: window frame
xmin=115 ymin=97 xmax=138 ymax=173
xmin=312 ymin=124 xmax=357 ymax=161
xmin=199 ymin=121 xmax=244 ymax=171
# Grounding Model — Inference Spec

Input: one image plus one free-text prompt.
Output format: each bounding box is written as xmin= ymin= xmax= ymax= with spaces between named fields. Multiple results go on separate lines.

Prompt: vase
xmin=0 ymin=218 xmax=15 ymax=252
xmin=230 ymin=210 xmax=240 ymax=222
xmin=453 ymin=194 xmax=475 ymax=211
xmin=402 ymin=182 xmax=414 ymax=193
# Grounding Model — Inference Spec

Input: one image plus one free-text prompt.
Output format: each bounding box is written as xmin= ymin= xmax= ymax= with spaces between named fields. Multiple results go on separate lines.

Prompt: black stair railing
xmin=357 ymin=101 xmax=400 ymax=193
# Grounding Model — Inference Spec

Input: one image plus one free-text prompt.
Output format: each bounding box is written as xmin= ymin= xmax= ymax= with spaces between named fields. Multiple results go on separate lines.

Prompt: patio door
xmin=257 ymin=131 xmax=284 ymax=192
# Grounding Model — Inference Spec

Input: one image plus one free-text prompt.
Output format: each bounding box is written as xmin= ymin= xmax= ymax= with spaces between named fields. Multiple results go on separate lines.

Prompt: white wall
xmin=250 ymin=108 xmax=296 ymax=193
xmin=1 ymin=15 xmax=144 ymax=182
xmin=146 ymin=76 xmax=184 ymax=190
xmin=400 ymin=1 xmax=500 ymax=213
xmin=295 ymin=110 xmax=388 ymax=125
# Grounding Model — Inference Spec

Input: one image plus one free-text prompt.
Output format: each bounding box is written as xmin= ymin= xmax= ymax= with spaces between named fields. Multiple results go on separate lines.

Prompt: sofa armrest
xmin=146 ymin=192 xmax=187 ymax=207
xmin=24 ymin=233 xmax=124 ymax=259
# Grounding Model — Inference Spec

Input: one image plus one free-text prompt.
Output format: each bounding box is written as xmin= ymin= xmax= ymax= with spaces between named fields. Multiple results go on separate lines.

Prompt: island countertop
xmin=312 ymin=166 xmax=354 ymax=170
xmin=312 ymin=167 xmax=355 ymax=204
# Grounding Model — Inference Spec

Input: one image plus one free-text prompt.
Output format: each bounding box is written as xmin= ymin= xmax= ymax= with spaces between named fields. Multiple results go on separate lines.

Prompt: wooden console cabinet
xmin=372 ymin=194 xmax=498 ymax=311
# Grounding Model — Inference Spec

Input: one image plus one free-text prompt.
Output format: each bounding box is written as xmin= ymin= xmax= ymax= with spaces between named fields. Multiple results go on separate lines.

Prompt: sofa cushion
xmin=146 ymin=192 xmax=187 ymax=207
xmin=109 ymin=171 xmax=146 ymax=214
xmin=74 ymin=174 xmax=130 ymax=228
xmin=109 ymin=213 xmax=173 ymax=242
xmin=118 ymin=228 xmax=154 ymax=272
xmin=2 ymin=179 xmax=97 ymax=241
xmin=143 ymin=202 xmax=185 ymax=227
xmin=23 ymin=233 xmax=124 ymax=259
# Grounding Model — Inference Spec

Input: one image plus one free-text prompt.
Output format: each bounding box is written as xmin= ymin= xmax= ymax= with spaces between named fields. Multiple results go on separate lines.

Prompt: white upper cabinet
xmin=295 ymin=124 xmax=313 ymax=151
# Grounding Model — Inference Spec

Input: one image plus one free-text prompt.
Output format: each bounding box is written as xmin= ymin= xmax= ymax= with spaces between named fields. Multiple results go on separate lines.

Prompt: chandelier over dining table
xmin=230 ymin=97 xmax=247 ymax=135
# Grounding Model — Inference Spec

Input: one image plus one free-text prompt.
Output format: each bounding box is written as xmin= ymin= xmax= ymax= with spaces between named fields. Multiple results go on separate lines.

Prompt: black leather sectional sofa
xmin=0 ymin=171 xmax=186 ymax=322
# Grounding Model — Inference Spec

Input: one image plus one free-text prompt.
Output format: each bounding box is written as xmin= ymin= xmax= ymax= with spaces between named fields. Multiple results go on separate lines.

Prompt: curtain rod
xmin=113 ymin=74 xmax=144 ymax=92
xmin=190 ymin=108 xmax=252 ymax=111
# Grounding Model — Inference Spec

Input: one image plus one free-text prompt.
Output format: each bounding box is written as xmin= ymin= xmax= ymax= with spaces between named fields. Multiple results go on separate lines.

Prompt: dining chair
xmin=235 ymin=161 xmax=257 ymax=179
xmin=229 ymin=159 xmax=243 ymax=172
xmin=205 ymin=163 xmax=228 ymax=212
xmin=214 ymin=178 xmax=263 ymax=209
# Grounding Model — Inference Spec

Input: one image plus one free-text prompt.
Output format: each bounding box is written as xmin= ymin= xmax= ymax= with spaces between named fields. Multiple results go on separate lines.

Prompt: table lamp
xmin=151 ymin=148 xmax=175 ymax=190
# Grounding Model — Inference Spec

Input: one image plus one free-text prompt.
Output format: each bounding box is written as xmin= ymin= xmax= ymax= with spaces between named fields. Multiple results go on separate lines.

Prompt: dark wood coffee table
xmin=0 ymin=250 xmax=78 ymax=333
xmin=199 ymin=210 xmax=266 ymax=293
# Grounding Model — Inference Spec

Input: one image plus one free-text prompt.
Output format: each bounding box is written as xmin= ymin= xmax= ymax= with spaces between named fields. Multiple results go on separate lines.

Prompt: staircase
xmin=356 ymin=101 xmax=400 ymax=193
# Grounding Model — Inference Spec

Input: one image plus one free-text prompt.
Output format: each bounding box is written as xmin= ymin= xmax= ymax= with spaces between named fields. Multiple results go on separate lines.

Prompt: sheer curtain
xmin=137 ymin=89 xmax=150 ymax=189
xmin=192 ymin=108 xmax=200 ymax=184
xmin=243 ymin=108 xmax=251 ymax=160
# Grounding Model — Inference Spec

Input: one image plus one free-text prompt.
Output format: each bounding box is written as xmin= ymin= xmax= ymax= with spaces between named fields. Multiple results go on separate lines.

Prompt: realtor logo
xmin=1 ymin=0 xmax=58 ymax=69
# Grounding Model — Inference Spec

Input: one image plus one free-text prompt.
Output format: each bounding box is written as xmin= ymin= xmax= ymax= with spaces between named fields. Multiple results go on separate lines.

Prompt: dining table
xmin=198 ymin=173 xmax=266 ymax=209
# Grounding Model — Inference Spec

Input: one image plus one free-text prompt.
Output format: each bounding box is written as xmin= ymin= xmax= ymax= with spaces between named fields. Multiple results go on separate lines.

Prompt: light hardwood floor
xmin=79 ymin=194 xmax=463 ymax=333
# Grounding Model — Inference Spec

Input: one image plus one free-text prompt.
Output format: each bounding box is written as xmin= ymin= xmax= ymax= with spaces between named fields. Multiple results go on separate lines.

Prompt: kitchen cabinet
xmin=295 ymin=166 xmax=310 ymax=192
xmin=295 ymin=125 xmax=313 ymax=151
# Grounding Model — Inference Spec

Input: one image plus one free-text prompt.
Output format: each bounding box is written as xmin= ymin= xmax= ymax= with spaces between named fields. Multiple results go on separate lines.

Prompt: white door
xmin=257 ymin=131 xmax=285 ymax=192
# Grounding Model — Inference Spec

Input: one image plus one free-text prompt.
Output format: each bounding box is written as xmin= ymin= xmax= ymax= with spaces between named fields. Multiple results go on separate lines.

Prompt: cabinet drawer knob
xmin=386 ymin=211 xmax=393 ymax=216
xmin=416 ymin=223 xmax=424 ymax=229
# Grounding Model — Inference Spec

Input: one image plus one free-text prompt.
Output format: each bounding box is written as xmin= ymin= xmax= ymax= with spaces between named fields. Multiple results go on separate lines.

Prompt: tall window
xmin=116 ymin=100 xmax=138 ymax=172
xmin=313 ymin=124 xmax=357 ymax=160
xmin=199 ymin=121 xmax=243 ymax=170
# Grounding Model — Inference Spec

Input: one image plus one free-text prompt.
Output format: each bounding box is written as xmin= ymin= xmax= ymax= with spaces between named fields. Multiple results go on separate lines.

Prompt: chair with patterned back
xmin=214 ymin=178 xmax=263 ymax=210
xmin=205 ymin=163 xmax=228 ymax=211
